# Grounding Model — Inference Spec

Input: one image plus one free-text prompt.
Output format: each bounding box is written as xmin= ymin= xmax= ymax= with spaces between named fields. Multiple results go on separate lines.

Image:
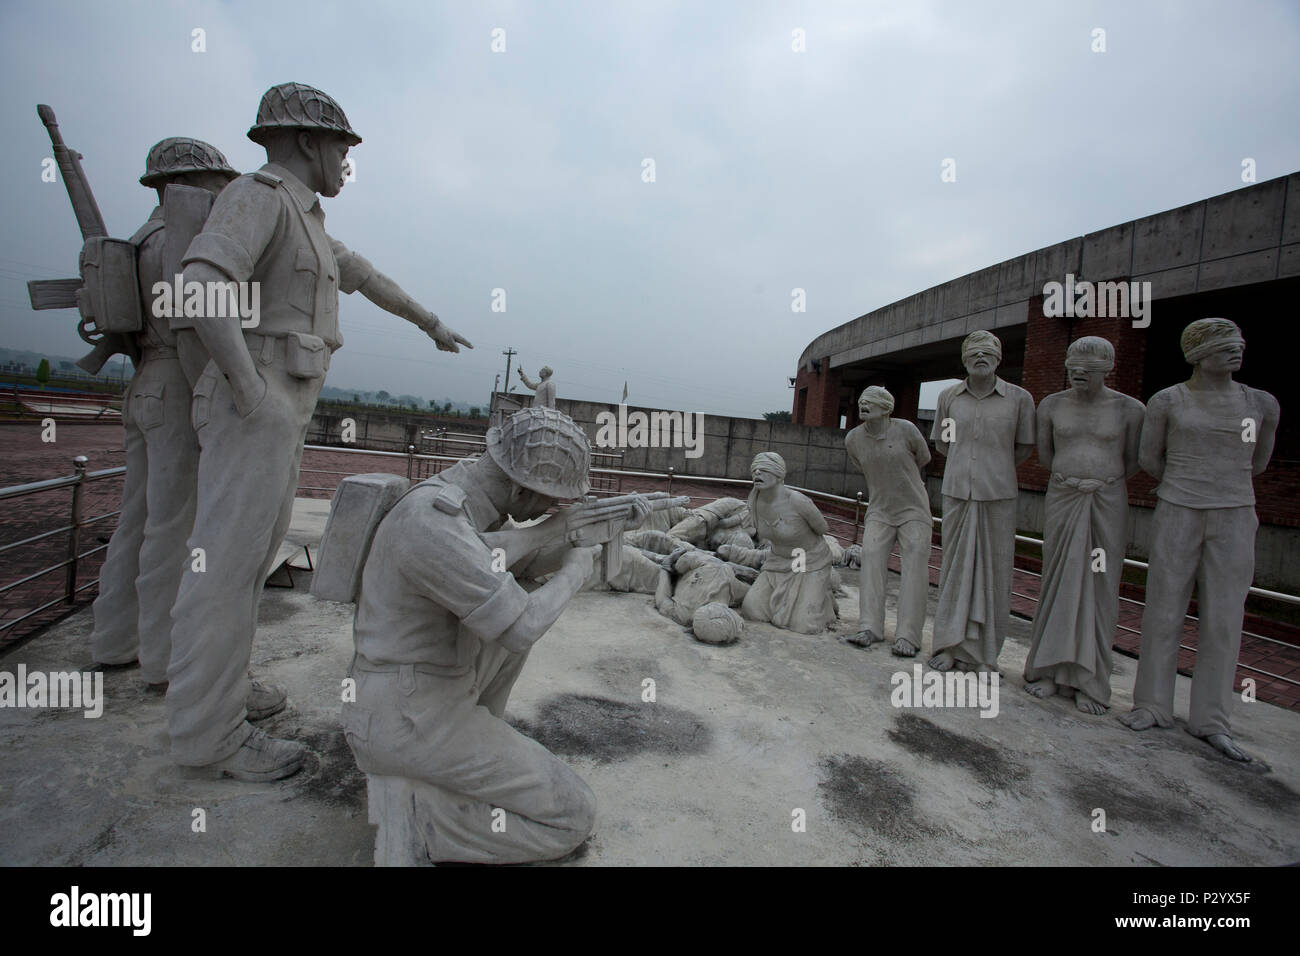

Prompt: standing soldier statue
xmin=90 ymin=139 xmax=239 ymax=690
xmin=167 ymin=82 xmax=473 ymax=781
xmin=1120 ymin=319 xmax=1279 ymax=762
xmin=518 ymin=365 xmax=556 ymax=409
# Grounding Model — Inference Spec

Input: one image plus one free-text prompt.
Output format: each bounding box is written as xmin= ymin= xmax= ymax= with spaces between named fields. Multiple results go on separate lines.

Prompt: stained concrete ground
xmin=1 ymin=499 xmax=1297 ymax=866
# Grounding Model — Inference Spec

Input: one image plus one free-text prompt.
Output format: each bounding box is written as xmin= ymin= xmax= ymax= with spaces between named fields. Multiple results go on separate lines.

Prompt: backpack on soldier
xmin=311 ymin=473 xmax=411 ymax=603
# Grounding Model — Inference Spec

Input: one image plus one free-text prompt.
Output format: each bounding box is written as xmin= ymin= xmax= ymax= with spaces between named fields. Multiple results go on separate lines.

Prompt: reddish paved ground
xmin=4 ymin=421 xmax=1299 ymax=712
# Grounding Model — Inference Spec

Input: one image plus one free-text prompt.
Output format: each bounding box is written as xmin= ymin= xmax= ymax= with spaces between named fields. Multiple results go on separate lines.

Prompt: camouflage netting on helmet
xmin=486 ymin=407 xmax=591 ymax=498
xmin=692 ymin=603 xmax=743 ymax=645
xmin=140 ymin=137 xmax=239 ymax=186
xmin=247 ymin=82 xmax=362 ymax=146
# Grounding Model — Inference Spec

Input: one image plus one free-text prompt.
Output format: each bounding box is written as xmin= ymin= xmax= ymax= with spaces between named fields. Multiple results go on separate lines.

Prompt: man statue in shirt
xmin=344 ymin=407 xmax=650 ymax=864
xmin=90 ymin=139 xmax=239 ymax=687
xmin=929 ymin=330 xmax=1036 ymax=672
xmin=843 ymin=386 xmax=933 ymax=657
xmin=518 ymin=365 xmax=556 ymax=409
xmin=167 ymin=82 xmax=473 ymax=781
xmin=1120 ymin=319 xmax=1278 ymax=762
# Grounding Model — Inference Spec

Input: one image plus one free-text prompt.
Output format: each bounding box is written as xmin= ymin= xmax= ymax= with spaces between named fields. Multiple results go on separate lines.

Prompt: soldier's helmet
xmin=247 ymin=82 xmax=362 ymax=146
xmin=486 ymin=407 xmax=591 ymax=499
xmin=139 ymin=138 xmax=240 ymax=187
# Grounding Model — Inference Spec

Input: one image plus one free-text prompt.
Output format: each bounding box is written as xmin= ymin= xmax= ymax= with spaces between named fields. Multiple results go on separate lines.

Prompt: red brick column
xmin=793 ymin=358 xmax=841 ymax=428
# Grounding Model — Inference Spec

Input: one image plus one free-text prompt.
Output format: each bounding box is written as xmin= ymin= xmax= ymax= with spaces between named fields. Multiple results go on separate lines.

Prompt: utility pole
xmin=502 ymin=347 xmax=517 ymax=395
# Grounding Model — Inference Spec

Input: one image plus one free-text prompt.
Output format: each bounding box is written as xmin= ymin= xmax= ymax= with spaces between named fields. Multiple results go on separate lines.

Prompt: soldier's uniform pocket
xmin=132 ymin=381 xmax=167 ymax=431
xmin=289 ymin=248 xmax=318 ymax=318
xmin=284 ymin=331 xmax=328 ymax=380
xmin=190 ymin=365 xmax=219 ymax=432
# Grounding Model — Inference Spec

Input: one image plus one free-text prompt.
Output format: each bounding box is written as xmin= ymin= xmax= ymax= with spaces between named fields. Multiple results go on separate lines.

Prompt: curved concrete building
xmin=794 ymin=172 xmax=1299 ymax=590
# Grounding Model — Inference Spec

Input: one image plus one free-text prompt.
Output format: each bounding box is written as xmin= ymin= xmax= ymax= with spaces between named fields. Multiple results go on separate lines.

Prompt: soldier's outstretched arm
xmin=518 ymin=368 xmax=538 ymax=390
xmin=331 ymin=240 xmax=472 ymax=352
xmin=495 ymin=545 xmax=599 ymax=654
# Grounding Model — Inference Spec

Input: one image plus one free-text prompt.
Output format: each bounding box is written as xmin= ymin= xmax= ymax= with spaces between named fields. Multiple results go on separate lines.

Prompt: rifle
xmin=26 ymin=104 xmax=137 ymax=374
xmin=564 ymin=491 xmax=691 ymax=583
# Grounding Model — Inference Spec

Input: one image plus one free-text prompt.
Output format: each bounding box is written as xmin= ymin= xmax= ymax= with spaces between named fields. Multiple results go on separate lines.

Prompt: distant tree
xmin=469 ymin=407 xmax=480 ymax=418
xmin=36 ymin=358 xmax=50 ymax=389
xmin=429 ymin=399 xmax=437 ymax=409
xmin=376 ymin=390 xmax=391 ymax=403
xmin=763 ymin=410 xmax=792 ymax=422
xmin=442 ymin=401 xmax=452 ymax=414
xmin=353 ymin=393 xmax=360 ymax=403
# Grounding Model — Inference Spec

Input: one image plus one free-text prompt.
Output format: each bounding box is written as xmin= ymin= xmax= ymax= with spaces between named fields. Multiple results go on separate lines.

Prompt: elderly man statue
xmin=1120 ymin=319 xmax=1279 ymax=762
xmin=1023 ymin=337 xmax=1144 ymax=714
xmin=843 ymin=386 xmax=933 ymax=656
xmin=929 ymin=330 xmax=1036 ymax=672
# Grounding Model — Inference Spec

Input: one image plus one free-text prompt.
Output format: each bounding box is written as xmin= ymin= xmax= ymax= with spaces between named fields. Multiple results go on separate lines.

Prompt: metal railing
xmin=0 ymin=455 xmax=125 ymax=637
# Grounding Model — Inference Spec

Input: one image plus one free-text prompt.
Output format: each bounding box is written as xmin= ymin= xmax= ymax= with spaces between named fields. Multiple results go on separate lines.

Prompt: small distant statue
xmin=739 ymin=452 xmax=839 ymax=634
xmin=1120 ymin=319 xmax=1279 ymax=762
xmin=929 ymin=330 xmax=1036 ymax=672
xmin=518 ymin=365 xmax=556 ymax=408
xmin=843 ymin=386 xmax=933 ymax=657
xmin=1023 ymin=337 xmax=1144 ymax=714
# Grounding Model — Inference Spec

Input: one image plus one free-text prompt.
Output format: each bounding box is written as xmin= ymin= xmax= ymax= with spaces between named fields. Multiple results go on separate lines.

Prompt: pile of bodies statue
xmin=518 ymin=365 xmax=556 ymax=408
xmin=928 ymin=330 xmax=1036 ymax=672
xmin=1022 ymin=337 xmax=1144 ymax=714
xmin=843 ymin=385 xmax=932 ymax=657
xmin=1120 ymin=319 xmax=1279 ymax=762
xmin=338 ymin=407 xmax=656 ymax=864
xmin=165 ymin=82 xmax=473 ymax=782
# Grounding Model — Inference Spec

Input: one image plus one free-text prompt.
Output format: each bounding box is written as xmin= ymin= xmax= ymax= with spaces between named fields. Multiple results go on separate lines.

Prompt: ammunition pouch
xmin=284 ymin=331 xmax=328 ymax=380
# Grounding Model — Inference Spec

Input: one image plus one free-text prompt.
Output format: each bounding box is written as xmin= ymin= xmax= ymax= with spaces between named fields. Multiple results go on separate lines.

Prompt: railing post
xmin=406 ymin=444 xmax=416 ymax=482
xmin=854 ymin=491 xmax=863 ymax=547
xmin=666 ymin=466 xmax=674 ymax=495
xmin=66 ymin=455 xmax=88 ymax=604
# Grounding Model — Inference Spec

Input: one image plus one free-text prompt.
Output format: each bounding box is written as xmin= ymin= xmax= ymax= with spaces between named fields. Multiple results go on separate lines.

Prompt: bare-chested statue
xmin=1120 ymin=319 xmax=1279 ymax=762
xmin=518 ymin=365 xmax=556 ymax=409
xmin=1023 ymin=337 xmax=1144 ymax=714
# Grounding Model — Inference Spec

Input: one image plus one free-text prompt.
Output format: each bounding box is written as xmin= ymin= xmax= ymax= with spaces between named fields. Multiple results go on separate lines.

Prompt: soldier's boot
xmin=184 ymin=726 xmax=305 ymax=782
xmin=246 ymin=678 xmax=287 ymax=721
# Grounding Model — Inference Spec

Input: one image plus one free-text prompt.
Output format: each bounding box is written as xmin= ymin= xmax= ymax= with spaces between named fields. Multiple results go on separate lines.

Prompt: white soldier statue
xmin=1023 ymin=337 xmax=1144 ymax=714
xmin=843 ymin=386 xmax=933 ymax=657
xmin=166 ymin=82 xmax=473 ymax=781
xmin=929 ymin=330 xmax=1036 ymax=672
xmin=518 ymin=365 xmax=556 ymax=409
xmin=90 ymin=139 xmax=239 ymax=688
xmin=339 ymin=408 xmax=657 ymax=864
xmin=1120 ymin=318 xmax=1279 ymax=762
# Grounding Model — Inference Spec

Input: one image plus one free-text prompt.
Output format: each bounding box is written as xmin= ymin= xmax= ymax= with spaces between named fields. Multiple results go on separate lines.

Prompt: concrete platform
xmin=1 ymin=520 xmax=1297 ymax=866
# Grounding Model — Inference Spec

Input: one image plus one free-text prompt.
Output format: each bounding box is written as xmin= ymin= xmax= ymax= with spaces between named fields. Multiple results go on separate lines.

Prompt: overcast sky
xmin=2 ymin=0 xmax=1298 ymax=418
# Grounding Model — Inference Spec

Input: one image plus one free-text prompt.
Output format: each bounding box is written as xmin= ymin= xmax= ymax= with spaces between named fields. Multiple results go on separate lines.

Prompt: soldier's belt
xmin=350 ymin=653 xmax=465 ymax=680
xmin=139 ymin=345 xmax=179 ymax=362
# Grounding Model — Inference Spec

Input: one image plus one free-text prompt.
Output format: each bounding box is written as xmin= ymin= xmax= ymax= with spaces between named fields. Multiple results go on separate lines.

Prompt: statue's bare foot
xmin=928 ymin=651 xmax=955 ymax=671
xmin=845 ymin=629 xmax=883 ymax=648
xmin=891 ymin=638 xmax=918 ymax=658
xmin=1025 ymin=678 xmax=1056 ymax=699
xmin=1119 ymin=708 xmax=1158 ymax=731
xmin=1203 ymin=733 xmax=1252 ymax=763
xmin=1075 ymin=692 xmax=1106 ymax=715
